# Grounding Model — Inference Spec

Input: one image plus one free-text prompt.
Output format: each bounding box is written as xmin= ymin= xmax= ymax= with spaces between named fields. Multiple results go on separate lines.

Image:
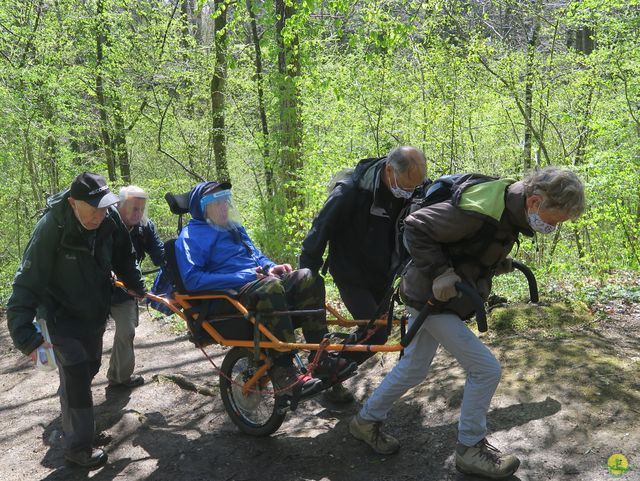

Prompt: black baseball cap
xmin=70 ymin=172 xmax=120 ymax=208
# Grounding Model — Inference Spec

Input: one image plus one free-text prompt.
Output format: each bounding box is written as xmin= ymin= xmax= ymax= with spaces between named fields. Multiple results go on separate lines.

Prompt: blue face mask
xmin=390 ymin=170 xmax=414 ymax=200
xmin=527 ymin=211 xmax=556 ymax=234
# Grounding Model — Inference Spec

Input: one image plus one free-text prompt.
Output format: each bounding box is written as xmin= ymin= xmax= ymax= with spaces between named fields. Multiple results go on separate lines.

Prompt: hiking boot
xmin=108 ymin=374 xmax=144 ymax=389
xmin=314 ymin=354 xmax=357 ymax=385
xmin=269 ymin=364 xmax=323 ymax=397
xmin=322 ymin=383 xmax=355 ymax=404
xmin=64 ymin=447 xmax=108 ymax=468
xmin=349 ymin=414 xmax=400 ymax=455
xmin=455 ymin=438 xmax=520 ymax=479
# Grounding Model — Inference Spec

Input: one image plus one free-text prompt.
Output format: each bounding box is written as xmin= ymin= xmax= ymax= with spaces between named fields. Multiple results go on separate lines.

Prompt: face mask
xmin=390 ymin=170 xmax=414 ymax=200
xmin=527 ymin=211 xmax=556 ymax=234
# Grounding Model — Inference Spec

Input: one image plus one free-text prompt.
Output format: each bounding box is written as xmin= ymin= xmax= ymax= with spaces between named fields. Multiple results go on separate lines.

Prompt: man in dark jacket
xmin=107 ymin=185 xmax=165 ymax=389
xmin=300 ymin=146 xmax=426 ymax=402
xmin=300 ymin=147 xmax=426 ymax=371
xmin=7 ymin=172 xmax=145 ymax=469
xmin=348 ymin=167 xmax=585 ymax=480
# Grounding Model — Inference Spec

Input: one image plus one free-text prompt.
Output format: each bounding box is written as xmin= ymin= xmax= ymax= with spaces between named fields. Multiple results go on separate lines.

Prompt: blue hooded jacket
xmin=174 ymin=182 xmax=275 ymax=292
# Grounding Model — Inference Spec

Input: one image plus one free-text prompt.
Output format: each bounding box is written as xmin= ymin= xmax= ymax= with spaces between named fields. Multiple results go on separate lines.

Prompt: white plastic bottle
xmin=33 ymin=318 xmax=57 ymax=371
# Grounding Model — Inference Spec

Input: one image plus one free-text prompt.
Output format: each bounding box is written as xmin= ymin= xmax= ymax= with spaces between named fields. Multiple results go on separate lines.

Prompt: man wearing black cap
xmin=7 ymin=172 xmax=145 ymax=469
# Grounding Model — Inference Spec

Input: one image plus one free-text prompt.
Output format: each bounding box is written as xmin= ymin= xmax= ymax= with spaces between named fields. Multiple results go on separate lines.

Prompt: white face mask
xmin=527 ymin=211 xmax=556 ymax=234
xmin=390 ymin=170 xmax=414 ymax=200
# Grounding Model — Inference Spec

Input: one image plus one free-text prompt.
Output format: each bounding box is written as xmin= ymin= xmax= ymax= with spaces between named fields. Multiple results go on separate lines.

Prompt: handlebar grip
xmin=400 ymin=299 xmax=436 ymax=348
xmin=455 ymin=282 xmax=488 ymax=333
xmin=400 ymin=282 xmax=489 ymax=347
xmin=511 ymin=260 xmax=539 ymax=303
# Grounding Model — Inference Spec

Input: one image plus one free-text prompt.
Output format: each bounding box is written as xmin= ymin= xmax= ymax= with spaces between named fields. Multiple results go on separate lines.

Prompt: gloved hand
xmin=432 ymin=267 xmax=461 ymax=302
xmin=494 ymin=257 xmax=514 ymax=276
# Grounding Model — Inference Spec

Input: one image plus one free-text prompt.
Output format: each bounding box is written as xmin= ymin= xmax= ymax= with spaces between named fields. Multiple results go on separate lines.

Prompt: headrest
xmin=164 ymin=191 xmax=190 ymax=215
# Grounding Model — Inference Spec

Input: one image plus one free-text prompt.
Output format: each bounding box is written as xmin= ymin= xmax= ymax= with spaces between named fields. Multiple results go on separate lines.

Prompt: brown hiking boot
xmin=349 ymin=414 xmax=400 ymax=455
xmin=455 ymin=438 xmax=520 ymax=479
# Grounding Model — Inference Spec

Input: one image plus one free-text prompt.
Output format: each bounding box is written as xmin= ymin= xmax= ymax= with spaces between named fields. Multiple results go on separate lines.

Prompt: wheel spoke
xmin=220 ymin=348 xmax=285 ymax=435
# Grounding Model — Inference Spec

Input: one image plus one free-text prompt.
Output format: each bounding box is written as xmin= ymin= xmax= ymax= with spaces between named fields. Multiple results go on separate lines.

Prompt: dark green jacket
xmin=7 ymin=190 xmax=144 ymax=355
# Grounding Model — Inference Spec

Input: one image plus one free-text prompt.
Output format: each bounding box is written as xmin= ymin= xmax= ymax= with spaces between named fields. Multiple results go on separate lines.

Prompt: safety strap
xmin=360 ymin=258 xmax=410 ymax=338
xmin=306 ymin=336 xmax=330 ymax=376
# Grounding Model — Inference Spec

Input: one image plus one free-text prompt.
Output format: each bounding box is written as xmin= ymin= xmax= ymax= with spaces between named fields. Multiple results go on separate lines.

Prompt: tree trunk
xmin=180 ymin=0 xmax=194 ymax=45
xmin=523 ymin=12 xmax=539 ymax=170
xmin=96 ymin=0 xmax=116 ymax=181
xmin=574 ymin=84 xmax=594 ymax=165
xmin=180 ymin=0 xmax=196 ymax=116
xmin=275 ymin=0 xmax=303 ymax=209
xmin=23 ymin=130 xmax=43 ymax=207
xmin=568 ymin=27 xmax=595 ymax=54
xmin=211 ymin=0 xmax=229 ymax=182
xmin=113 ymin=96 xmax=130 ymax=183
xmin=246 ymin=0 xmax=273 ymax=199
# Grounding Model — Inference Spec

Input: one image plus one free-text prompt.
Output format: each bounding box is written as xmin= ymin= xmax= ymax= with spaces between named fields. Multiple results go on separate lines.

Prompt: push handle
xmin=455 ymin=282 xmax=487 ymax=333
xmin=400 ymin=282 xmax=488 ymax=348
xmin=400 ymin=299 xmax=437 ymax=348
xmin=511 ymin=260 xmax=539 ymax=303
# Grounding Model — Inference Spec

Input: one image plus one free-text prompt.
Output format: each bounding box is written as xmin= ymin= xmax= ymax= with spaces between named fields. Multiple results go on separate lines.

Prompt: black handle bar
xmin=457 ymin=282 xmax=488 ymax=333
xmin=401 ymin=282 xmax=487 ymax=348
xmin=400 ymin=263 xmax=538 ymax=348
xmin=511 ymin=260 xmax=539 ymax=303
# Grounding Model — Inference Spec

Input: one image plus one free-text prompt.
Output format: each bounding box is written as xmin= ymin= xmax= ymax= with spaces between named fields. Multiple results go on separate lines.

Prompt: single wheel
xmin=219 ymin=347 xmax=286 ymax=436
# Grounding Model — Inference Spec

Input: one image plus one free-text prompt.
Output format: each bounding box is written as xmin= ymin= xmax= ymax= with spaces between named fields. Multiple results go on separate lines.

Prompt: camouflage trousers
xmin=238 ymin=268 xmax=327 ymax=361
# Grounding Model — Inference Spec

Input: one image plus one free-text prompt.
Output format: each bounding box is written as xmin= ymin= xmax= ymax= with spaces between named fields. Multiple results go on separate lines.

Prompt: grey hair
xmin=387 ymin=146 xmax=426 ymax=174
xmin=523 ymin=166 xmax=585 ymax=218
xmin=119 ymin=185 xmax=148 ymax=201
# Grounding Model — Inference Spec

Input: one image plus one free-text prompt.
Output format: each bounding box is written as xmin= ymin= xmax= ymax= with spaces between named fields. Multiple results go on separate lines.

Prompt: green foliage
xmin=581 ymin=283 xmax=640 ymax=305
xmin=1 ymin=0 xmax=639 ymax=307
xmin=489 ymin=301 xmax=594 ymax=335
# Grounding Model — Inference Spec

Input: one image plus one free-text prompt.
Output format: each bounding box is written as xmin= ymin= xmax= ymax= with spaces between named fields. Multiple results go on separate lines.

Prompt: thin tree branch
xmin=156 ymin=93 xmax=204 ymax=182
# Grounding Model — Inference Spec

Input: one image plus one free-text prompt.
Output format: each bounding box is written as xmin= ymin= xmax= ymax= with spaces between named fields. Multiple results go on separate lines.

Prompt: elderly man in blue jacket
xmin=107 ymin=185 xmax=165 ymax=389
xmin=174 ymin=181 xmax=355 ymax=400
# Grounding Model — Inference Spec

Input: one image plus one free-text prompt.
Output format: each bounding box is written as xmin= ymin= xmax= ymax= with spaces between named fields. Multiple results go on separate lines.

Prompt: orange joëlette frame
xmin=142 ymin=289 xmax=404 ymax=354
xmin=117 ymin=280 xmax=404 ymax=395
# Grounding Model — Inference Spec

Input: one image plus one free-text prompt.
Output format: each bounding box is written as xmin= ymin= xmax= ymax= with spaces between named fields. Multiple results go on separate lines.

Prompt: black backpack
xmin=411 ymin=173 xmax=500 ymax=213
xmin=400 ymin=173 xmax=517 ymax=264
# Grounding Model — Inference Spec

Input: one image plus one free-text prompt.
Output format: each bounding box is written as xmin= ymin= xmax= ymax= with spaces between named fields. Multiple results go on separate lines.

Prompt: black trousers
xmin=336 ymin=282 xmax=390 ymax=365
xmin=50 ymin=331 xmax=103 ymax=453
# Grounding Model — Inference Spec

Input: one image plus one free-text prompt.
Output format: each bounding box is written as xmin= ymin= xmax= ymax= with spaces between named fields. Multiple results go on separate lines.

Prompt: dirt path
xmin=1 ymin=303 xmax=639 ymax=481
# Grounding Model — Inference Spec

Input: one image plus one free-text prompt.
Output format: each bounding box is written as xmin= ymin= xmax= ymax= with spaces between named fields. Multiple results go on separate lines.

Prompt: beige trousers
xmin=107 ymin=299 xmax=138 ymax=384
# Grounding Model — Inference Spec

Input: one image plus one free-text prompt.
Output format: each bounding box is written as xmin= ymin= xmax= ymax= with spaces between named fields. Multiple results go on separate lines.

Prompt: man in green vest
xmin=348 ymin=167 xmax=585 ymax=480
